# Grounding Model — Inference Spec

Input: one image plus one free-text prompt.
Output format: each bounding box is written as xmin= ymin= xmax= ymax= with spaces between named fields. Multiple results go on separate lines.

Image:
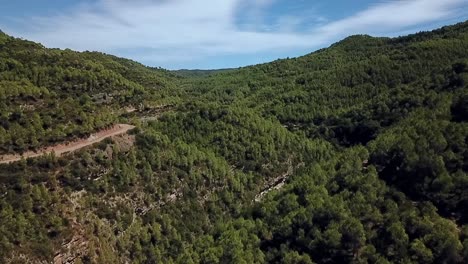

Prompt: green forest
xmin=0 ymin=21 xmax=468 ymax=263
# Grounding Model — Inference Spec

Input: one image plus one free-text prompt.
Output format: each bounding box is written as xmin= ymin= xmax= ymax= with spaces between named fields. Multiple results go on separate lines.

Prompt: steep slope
xmin=172 ymin=21 xmax=468 ymax=262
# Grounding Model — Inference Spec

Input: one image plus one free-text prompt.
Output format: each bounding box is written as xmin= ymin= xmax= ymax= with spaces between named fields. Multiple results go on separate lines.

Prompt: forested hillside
xmin=0 ymin=31 xmax=178 ymax=154
xmin=0 ymin=21 xmax=467 ymax=263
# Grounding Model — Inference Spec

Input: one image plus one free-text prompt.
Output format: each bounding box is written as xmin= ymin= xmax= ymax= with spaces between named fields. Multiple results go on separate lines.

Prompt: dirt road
xmin=0 ymin=124 xmax=135 ymax=164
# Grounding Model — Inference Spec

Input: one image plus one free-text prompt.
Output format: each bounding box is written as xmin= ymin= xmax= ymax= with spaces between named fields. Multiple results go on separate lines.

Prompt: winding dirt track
xmin=0 ymin=124 xmax=135 ymax=164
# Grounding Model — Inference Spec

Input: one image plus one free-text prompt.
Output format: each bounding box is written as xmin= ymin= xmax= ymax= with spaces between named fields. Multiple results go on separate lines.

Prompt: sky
xmin=1 ymin=0 xmax=468 ymax=70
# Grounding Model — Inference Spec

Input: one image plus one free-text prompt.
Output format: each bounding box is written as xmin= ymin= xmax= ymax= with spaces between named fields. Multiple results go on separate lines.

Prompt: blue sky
xmin=1 ymin=0 xmax=468 ymax=70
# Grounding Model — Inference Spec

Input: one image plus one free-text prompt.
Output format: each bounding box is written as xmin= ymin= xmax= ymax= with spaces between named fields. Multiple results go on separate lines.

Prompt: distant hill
xmin=172 ymin=68 xmax=235 ymax=77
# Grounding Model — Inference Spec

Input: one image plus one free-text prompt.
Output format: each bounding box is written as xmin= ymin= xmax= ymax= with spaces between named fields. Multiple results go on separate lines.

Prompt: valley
xmin=0 ymin=21 xmax=467 ymax=263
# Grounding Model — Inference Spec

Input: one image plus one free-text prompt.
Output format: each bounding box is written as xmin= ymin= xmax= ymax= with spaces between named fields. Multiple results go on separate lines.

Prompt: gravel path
xmin=0 ymin=124 xmax=135 ymax=164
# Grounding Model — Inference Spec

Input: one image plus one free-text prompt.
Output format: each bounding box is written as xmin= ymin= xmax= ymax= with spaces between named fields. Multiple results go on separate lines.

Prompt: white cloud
xmin=2 ymin=0 xmax=468 ymax=68
xmin=318 ymin=0 xmax=468 ymax=38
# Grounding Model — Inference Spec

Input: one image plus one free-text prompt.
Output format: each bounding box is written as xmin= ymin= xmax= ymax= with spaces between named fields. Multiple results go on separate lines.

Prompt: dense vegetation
xmin=0 ymin=21 xmax=468 ymax=263
xmin=0 ymin=31 xmax=178 ymax=154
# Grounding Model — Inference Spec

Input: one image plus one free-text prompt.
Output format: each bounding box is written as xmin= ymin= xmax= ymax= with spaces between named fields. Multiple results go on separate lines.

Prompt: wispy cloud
xmin=2 ymin=0 xmax=468 ymax=68
xmin=318 ymin=0 xmax=468 ymax=38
